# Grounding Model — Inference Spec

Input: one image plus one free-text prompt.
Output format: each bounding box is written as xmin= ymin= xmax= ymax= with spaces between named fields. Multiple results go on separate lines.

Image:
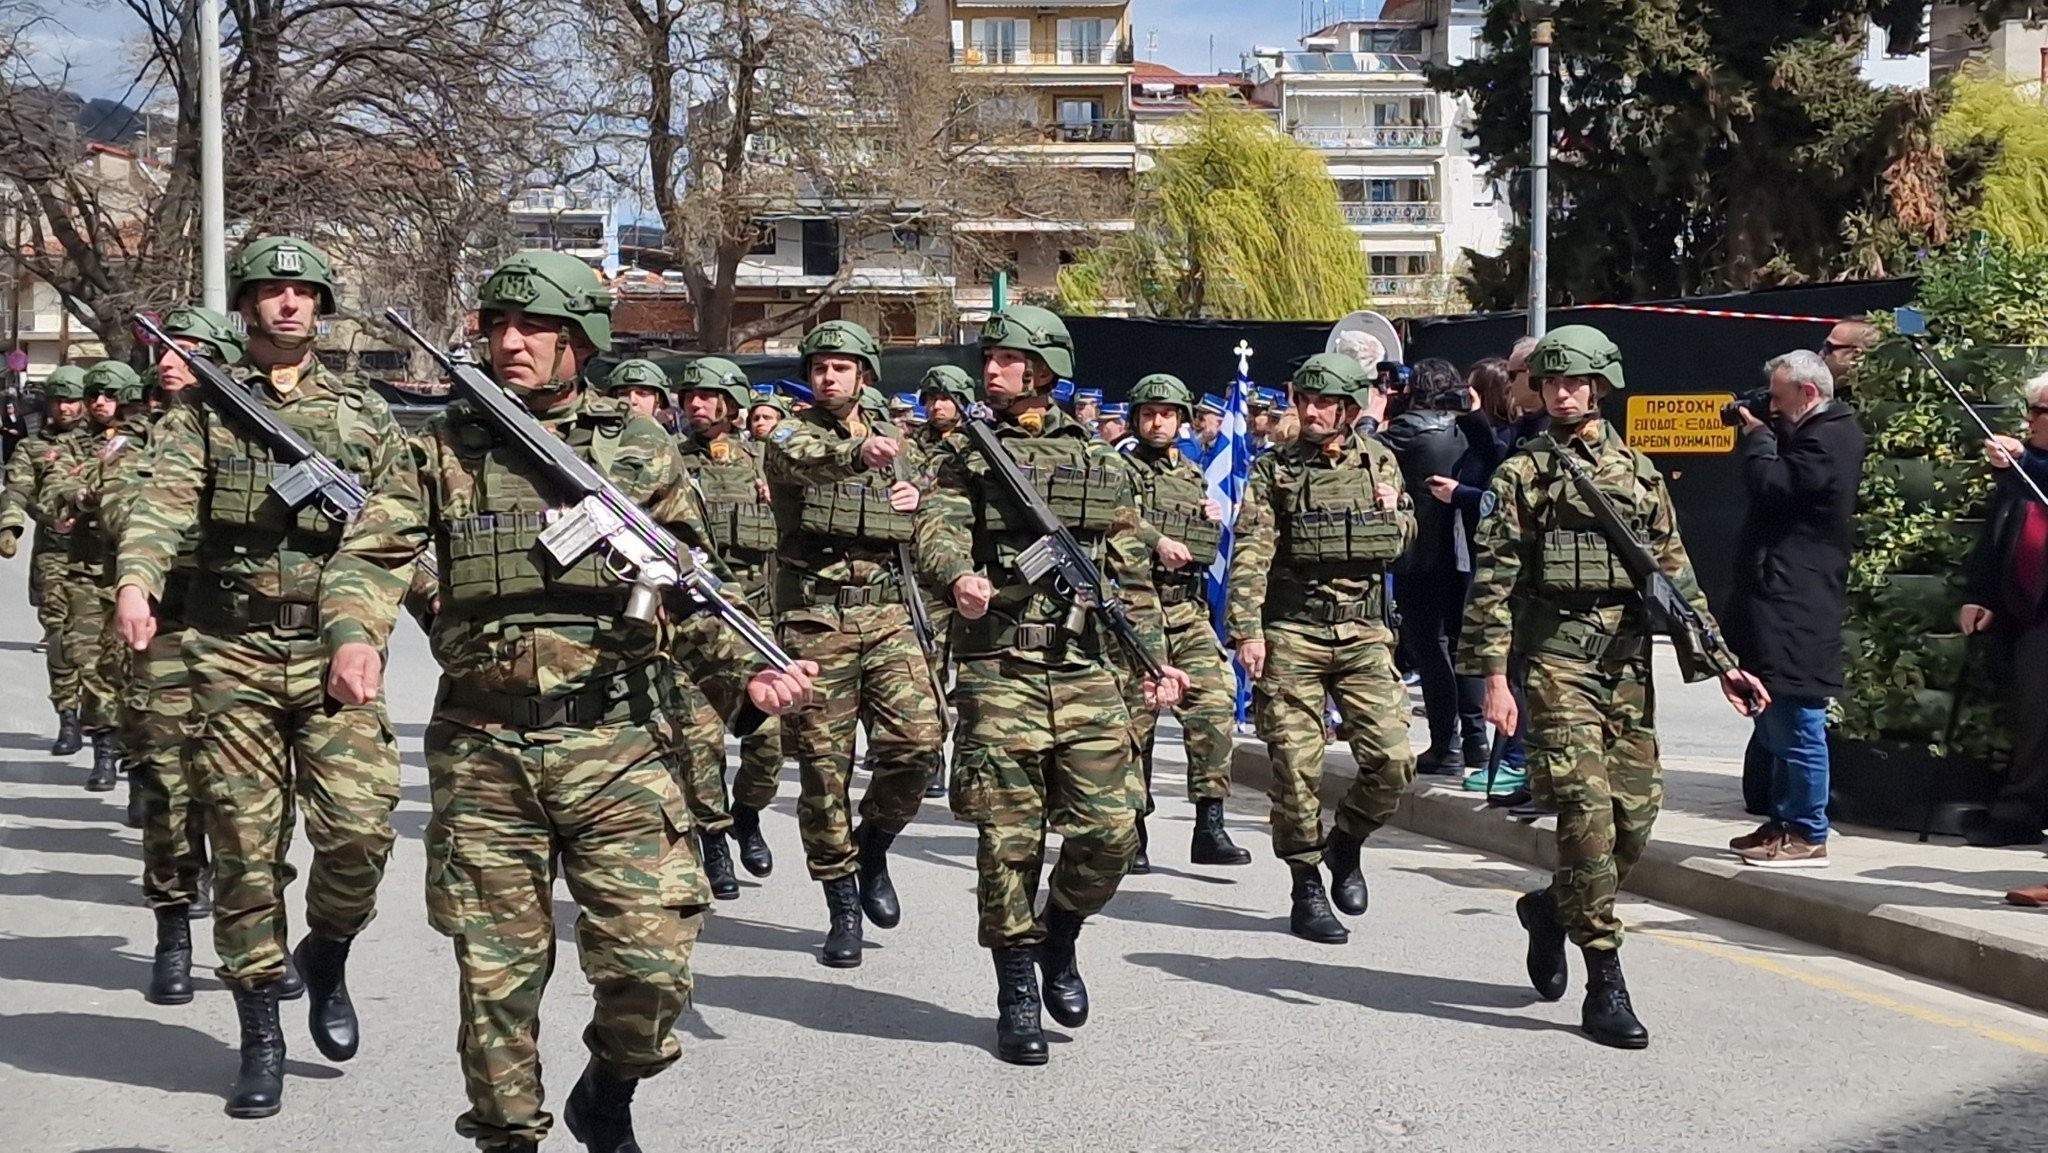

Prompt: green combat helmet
xmin=227 ymin=236 xmax=339 ymax=314
xmin=1290 ymin=352 xmax=1373 ymax=403
xmin=159 ymin=305 xmax=245 ymax=365
xmin=980 ymin=305 xmax=1074 ymax=382
xmin=919 ymin=364 xmax=977 ymax=406
xmin=750 ymin=392 xmax=792 ymax=418
xmin=84 ymin=361 xmax=145 ymax=404
xmin=678 ymin=356 xmax=753 ymax=413
xmin=1128 ymin=372 xmax=1194 ymax=420
xmin=477 ymin=250 xmax=614 ymax=352
xmin=858 ymin=385 xmax=892 ymax=424
xmin=604 ymin=358 xmax=672 ymax=403
xmin=1527 ymin=324 xmax=1625 ymax=391
xmin=42 ymin=364 xmax=89 ymax=401
xmin=799 ymin=320 xmax=882 ymax=381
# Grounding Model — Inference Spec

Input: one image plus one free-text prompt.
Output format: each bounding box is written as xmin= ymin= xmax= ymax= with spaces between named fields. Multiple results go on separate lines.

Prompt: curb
xmin=1228 ymin=742 xmax=2048 ymax=1016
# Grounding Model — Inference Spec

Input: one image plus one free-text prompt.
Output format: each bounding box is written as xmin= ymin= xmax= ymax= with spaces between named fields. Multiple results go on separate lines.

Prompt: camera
xmin=1375 ymin=361 xmax=1410 ymax=393
xmin=1720 ymin=387 xmax=1771 ymax=428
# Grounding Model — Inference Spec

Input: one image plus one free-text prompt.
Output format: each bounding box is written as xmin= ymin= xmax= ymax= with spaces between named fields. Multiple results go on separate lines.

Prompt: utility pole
xmin=197 ymin=0 xmax=226 ymax=311
xmin=1524 ymin=2 xmax=1558 ymax=339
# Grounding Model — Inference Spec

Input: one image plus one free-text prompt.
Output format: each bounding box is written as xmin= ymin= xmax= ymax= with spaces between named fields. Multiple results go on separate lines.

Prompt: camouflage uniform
xmin=1227 ymin=354 xmax=1415 ymax=944
xmin=58 ymin=385 xmax=138 ymax=787
xmin=910 ymin=364 xmax=976 ymax=800
xmin=1 ymin=369 xmax=91 ymax=743
xmin=321 ymin=250 xmax=765 ymax=1150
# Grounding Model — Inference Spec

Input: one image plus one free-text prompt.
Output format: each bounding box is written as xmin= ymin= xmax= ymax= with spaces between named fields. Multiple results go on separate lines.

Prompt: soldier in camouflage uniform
xmin=1460 ymin=324 xmax=1765 ymax=1050
xmin=1 ymin=365 xmax=91 ymax=755
xmin=911 ymin=364 xmax=975 ymax=799
xmin=762 ymin=319 xmax=952 ymax=969
xmin=1226 ymin=353 xmax=1416 ymax=946
xmin=677 ymin=355 xmax=790 ymax=882
xmin=747 ymin=392 xmax=788 ymax=442
xmin=113 ymin=237 xmax=414 ymax=1118
xmin=318 ymin=249 xmax=813 ymax=1153
xmin=917 ymin=305 xmax=1187 ymax=1066
xmin=57 ymin=362 xmax=146 ymax=793
xmin=1122 ymin=373 xmax=1250 ymax=869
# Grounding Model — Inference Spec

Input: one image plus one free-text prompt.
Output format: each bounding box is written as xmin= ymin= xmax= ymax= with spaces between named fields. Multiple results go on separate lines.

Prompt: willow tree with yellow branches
xmin=1056 ymin=94 xmax=1369 ymax=320
xmin=1937 ymin=69 xmax=2048 ymax=252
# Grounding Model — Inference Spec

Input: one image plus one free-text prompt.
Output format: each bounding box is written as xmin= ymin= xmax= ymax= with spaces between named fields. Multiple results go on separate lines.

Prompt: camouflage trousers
xmin=1525 ymin=653 xmax=1661 ymax=952
xmin=1252 ymin=626 xmax=1415 ymax=867
xmin=424 ymin=712 xmax=708 ymax=1152
xmin=950 ymin=654 xmax=1140 ymax=948
xmin=125 ymin=623 xmax=206 ymax=907
xmin=60 ymin=577 xmax=115 ymax=731
xmin=666 ymin=671 xmax=791 ymax=829
xmin=779 ymin=607 xmax=943 ymax=882
xmin=184 ymin=629 xmax=400 ymax=987
xmin=30 ymin=547 xmax=75 ymax=711
xmin=1132 ymin=609 xmax=1236 ymax=807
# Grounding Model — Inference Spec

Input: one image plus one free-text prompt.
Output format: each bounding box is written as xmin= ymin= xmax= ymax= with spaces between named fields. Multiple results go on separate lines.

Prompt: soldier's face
xmin=247 ymin=281 xmax=317 ymax=341
xmin=1135 ymin=403 xmax=1180 ymax=448
xmin=684 ymin=389 xmax=732 ymax=432
xmin=983 ymin=349 xmax=1035 ymax=406
xmin=47 ymin=398 xmax=82 ymax=425
xmin=1296 ymin=392 xmax=1353 ymax=439
xmin=486 ymin=308 xmax=586 ymax=394
xmin=749 ymin=407 xmax=781 ymax=439
xmin=618 ymin=386 xmax=663 ymax=418
xmin=924 ymin=395 xmax=960 ymax=426
xmin=87 ymin=393 xmax=118 ymax=422
xmin=808 ymin=355 xmax=864 ymax=408
xmin=1541 ymin=374 xmax=1599 ymax=423
xmin=158 ymin=340 xmax=201 ymax=391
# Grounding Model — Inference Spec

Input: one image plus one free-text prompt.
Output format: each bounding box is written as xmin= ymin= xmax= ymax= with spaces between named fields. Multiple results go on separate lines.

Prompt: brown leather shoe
xmin=1729 ymin=822 xmax=1782 ymax=853
xmin=2006 ymin=883 xmax=2048 ymax=908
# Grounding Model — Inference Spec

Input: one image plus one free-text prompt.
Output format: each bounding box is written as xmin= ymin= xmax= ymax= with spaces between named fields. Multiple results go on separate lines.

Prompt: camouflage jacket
xmin=916 ymin=406 xmax=1164 ymax=665
xmin=1458 ymin=417 xmax=1717 ymax=677
xmin=1124 ymin=442 xmax=1217 ymax=634
xmin=317 ymin=385 xmax=759 ymax=720
xmin=116 ymin=359 xmax=415 ymax=606
xmin=1225 ymin=428 xmax=1414 ymax=645
xmin=674 ymin=428 xmax=773 ymax=599
xmin=0 ymin=423 xmax=92 ymax=543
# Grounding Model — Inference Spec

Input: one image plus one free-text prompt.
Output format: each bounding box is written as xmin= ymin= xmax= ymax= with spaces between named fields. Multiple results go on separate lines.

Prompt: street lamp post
xmin=1523 ymin=1 xmax=1559 ymax=339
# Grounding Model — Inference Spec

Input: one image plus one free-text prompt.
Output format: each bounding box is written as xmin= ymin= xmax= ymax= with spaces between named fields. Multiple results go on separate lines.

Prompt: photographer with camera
xmin=1723 ymin=350 xmax=1867 ymax=867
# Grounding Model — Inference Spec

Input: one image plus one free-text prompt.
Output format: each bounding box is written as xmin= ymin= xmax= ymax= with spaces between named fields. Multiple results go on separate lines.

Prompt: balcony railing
xmin=964 ymin=118 xmax=1135 ymax=144
xmin=1368 ymin=275 xmax=1438 ymax=298
xmin=1292 ymin=125 xmax=1444 ymax=150
xmin=1342 ymin=201 xmax=1441 ymax=226
xmin=954 ymin=40 xmax=1136 ymax=67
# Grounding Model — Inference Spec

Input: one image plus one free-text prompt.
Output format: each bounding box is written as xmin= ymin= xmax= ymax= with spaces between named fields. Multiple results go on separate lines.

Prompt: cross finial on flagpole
xmin=1233 ymin=340 xmax=1254 ymax=380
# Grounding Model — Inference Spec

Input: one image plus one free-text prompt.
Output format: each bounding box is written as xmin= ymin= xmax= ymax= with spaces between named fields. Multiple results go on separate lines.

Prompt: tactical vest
xmin=1275 ymin=464 xmax=1404 ymax=568
xmin=1138 ymin=463 xmax=1222 ymax=570
xmin=438 ymin=409 xmax=626 ymax=616
xmin=1528 ymin=443 xmax=1651 ymax=596
xmin=203 ymin=385 xmax=371 ymax=597
xmin=682 ymin=440 xmax=777 ymax=557
xmin=797 ymin=474 xmax=914 ymax=544
xmin=971 ymin=435 xmax=1127 ymax=574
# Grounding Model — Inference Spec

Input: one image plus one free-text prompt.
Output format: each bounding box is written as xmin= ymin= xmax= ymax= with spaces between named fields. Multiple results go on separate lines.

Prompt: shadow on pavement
xmin=0 ymin=1012 xmax=340 ymax=1096
xmin=692 ymin=973 xmax=1041 ymax=1054
xmin=0 ymin=794 xmax=122 ymax=824
xmin=0 ymin=934 xmax=221 ymax=995
xmin=700 ymin=913 xmax=836 ymax=957
xmin=0 ymin=821 xmax=136 ymax=859
xmin=0 ymin=868 xmax=140 ymax=906
xmin=0 ymin=757 xmax=88 ymax=785
xmin=1124 ymin=951 xmax=1574 ymax=1037
xmin=1094 ymin=888 xmax=1292 ymax=936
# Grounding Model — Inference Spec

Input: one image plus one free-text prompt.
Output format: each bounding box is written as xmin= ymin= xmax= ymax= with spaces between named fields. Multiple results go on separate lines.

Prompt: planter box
xmin=1827 ymin=733 xmax=2000 ymax=836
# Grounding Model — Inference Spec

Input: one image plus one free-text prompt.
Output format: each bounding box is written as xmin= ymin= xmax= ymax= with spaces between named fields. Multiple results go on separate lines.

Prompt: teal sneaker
xmin=1463 ymin=766 xmax=1528 ymax=795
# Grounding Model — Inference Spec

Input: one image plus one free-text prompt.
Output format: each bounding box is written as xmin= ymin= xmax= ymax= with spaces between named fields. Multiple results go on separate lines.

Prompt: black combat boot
xmin=225 ymin=984 xmax=285 ymax=1118
xmin=124 ymin=764 xmax=146 ymax=828
xmin=563 ymin=1058 xmax=644 ymax=1153
xmin=292 ymin=933 xmax=360 ymax=1062
xmin=991 ymin=946 xmax=1048 ymax=1066
xmin=189 ymin=863 xmax=214 ymax=919
xmin=50 ymin=707 xmax=81 ymax=756
xmin=1038 ymin=905 xmax=1090 ymax=1028
xmin=274 ymin=951 xmax=305 ymax=1001
xmin=853 ymin=822 xmax=901 ymax=928
xmin=1189 ymin=798 xmax=1251 ymax=866
xmin=1414 ymin=742 xmax=1463 ymax=777
xmin=698 ymin=830 xmax=739 ymax=901
xmin=728 ymin=804 xmax=773 ymax=877
xmin=1516 ymin=889 xmax=1569 ymax=1002
xmin=924 ymin=769 xmax=947 ymax=799
xmin=1288 ymin=866 xmax=1349 ymax=944
xmin=147 ymin=904 xmax=194 ymax=1005
xmin=819 ymin=876 xmax=864 ymax=968
xmin=1323 ymin=827 xmax=1368 ymax=916
xmin=1580 ymin=947 xmax=1650 ymax=1049
xmin=84 ymin=731 xmax=118 ymax=792
xmin=1129 ymin=814 xmax=1151 ymax=875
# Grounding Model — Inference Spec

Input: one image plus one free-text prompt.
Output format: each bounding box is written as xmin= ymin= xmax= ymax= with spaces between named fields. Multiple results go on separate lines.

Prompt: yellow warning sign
xmin=1624 ymin=393 xmax=1737 ymax=455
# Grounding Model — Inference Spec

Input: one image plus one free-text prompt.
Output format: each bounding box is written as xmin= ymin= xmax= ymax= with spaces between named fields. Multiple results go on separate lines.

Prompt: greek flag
xmin=1206 ymin=343 xmax=1256 ymax=723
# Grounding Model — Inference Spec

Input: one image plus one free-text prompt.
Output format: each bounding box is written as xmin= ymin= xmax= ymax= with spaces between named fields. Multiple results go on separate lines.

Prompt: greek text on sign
xmin=1624 ymin=393 xmax=1736 ymax=455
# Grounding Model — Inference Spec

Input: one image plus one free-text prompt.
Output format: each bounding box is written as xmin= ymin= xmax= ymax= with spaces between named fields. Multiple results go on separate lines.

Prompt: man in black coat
xmin=1725 ymin=350 xmax=1867 ymax=868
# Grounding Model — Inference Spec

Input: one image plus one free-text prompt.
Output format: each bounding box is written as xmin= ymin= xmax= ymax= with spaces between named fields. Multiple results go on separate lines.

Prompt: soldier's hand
xmin=1155 ymin=536 xmax=1193 ymax=570
xmin=53 ymin=516 xmax=74 ymax=534
xmin=1235 ymin=639 xmax=1267 ymax=681
xmin=1719 ymin=669 xmax=1770 ymax=717
xmin=1961 ymin=604 xmax=1995 ymax=634
xmin=886 ymin=480 xmax=920 ymax=513
xmin=860 ymin=436 xmax=902 ymax=470
xmin=0 ymin=529 xmax=18 ymax=559
xmin=1145 ymin=665 xmax=1190 ymax=711
xmin=1989 ymin=434 xmax=2024 ymax=470
xmin=747 ymin=659 xmax=818 ymax=715
xmin=114 ymin=584 xmax=156 ymax=652
xmin=755 ymin=478 xmax=771 ymax=502
xmin=327 ymin=643 xmax=385 ymax=706
xmin=1482 ymin=673 xmax=1517 ymax=735
xmin=1201 ymin=497 xmax=1224 ymax=523
xmin=1375 ymin=483 xmax=1399 ymax=511
xmin=952 ymin=573 xmax=994 ymax=620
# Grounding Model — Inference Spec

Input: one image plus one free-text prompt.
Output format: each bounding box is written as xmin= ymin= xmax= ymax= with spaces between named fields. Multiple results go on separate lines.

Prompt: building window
xmin=1355 ymin=27 xmax=1422 ymax=53
xmin=1057 ymin=18 xmax=1115 ymax=64
xmin=968 ymin=18 xmax=1029 ymax=64
xmin=800 ymin=220 xmax=840 ymax=277
xmin=748 ymin=222 xmax=777 ymax=256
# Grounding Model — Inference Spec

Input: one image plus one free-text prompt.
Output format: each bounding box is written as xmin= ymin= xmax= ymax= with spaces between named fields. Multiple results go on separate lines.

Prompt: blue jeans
xmin=1756 ymin=697 xmax=1830 ymax=843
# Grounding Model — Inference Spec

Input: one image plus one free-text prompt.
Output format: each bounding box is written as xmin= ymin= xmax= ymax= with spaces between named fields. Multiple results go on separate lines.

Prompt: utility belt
xmin=1518 ymin=606 xmax=1648 ymax=665
xmin=793 ymin=573 xmax=903 ymax=610
xmin=1266 ymin=579 xmax=1387 ymax=626
xmin=1158 ymin=576 xmax=1205 ymax=607
xmin=958 ymin=612 xmax=1107 ymax=660
xmin=185 ymin=580 xmax=319 ymax=637
xmin=438 ymin=666 xmax=664 ymax=730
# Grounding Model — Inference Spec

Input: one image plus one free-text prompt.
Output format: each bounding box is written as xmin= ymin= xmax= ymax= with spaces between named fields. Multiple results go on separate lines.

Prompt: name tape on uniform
xmin=1624 ymin=393 xmax=1736 ymax=455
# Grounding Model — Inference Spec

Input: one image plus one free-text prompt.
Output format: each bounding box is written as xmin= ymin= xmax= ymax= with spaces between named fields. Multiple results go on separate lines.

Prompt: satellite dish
xmin=1325 ymin=310 xmax=1403 ymax=367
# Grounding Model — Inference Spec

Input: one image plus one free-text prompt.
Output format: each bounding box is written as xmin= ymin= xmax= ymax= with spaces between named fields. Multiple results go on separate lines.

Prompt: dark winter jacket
xmin=1382 ymin=408 xmax=1477 ymax=575
xmin=1963 ymin=445 xmax=2048 ymax=631
xmin=1723 ymin=401 xmax=1867 ymax=699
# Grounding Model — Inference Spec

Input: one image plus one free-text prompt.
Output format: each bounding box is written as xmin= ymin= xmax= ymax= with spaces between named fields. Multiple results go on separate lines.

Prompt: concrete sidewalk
xmin=1220 ymin=653 xmax=2048 ymax=1017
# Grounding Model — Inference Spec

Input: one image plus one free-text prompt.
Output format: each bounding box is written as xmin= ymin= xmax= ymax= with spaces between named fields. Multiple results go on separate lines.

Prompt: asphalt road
xmin=0 ymin=552 xmax=2043 ymax=1152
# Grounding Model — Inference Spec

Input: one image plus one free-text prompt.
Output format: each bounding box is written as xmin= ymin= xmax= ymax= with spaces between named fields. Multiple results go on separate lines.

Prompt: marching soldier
xmin=1 ymin=365 xmax=91 ymax=755
xmin=761 ymin=320 xmax=952 ymax=969
xmin=1122 ymin=373 xmax=1250 ymax=869
xmin=113 ymin=236 xmax=413 ymax=1118
xmin=912 ymin=364 xmax=975 ymax=799
xmin=1461 ymin=325 xmax=1764 ymax=1049
xmin=747 ymin=392 xmax=788 ymax=442
xmin=61 ymin=362 xmax=145 ymax=791
xmin=917 ymin=305 xmax=1187 ymax=1066
xmin=1227 ymin=353 xmax=1415 ymax=946
xmin=317 ymin=249 xmax=814 ymax=1153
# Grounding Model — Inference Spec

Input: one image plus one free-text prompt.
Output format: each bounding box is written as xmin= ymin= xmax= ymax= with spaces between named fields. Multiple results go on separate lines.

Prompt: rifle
xmin=137 ymin=314 xmax=366 ymax=522
xmin=385 ymin=310 xmax=794 ymax=671
xmin=1545 ymin=441 xmax=1758 ymax=711
xmin=956 ymin=415 xmax=1168 ymax=679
